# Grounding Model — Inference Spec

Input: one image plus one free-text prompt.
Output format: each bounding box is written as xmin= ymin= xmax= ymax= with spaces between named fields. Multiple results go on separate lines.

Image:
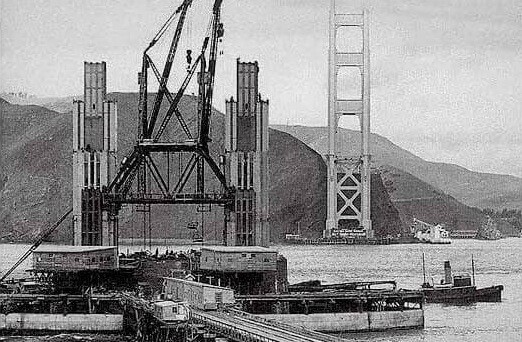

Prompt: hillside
xmin=0 ymin=94 xmax=403 ymax=243
xmin=272 ymin=125 xmax=522 ymax=210
xmin=0 ymin=93 xmax=76 ymax=114
xmin=4 ymin=94 xmax=518 ymax=240
xmin=0 ymin=99 xmax=5 ymax=190
xmin=268 ymin=129 xmax=405 ymax=240
xmin=380 ymin=165 xmax=486 ymax=231
xmin=0 ymin=100 xmax=73 ymax=242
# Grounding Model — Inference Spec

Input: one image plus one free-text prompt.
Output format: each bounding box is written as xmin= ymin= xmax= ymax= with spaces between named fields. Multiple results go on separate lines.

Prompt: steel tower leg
xmin=361 ymin=10 xmax=373 ymax=238
xmin=325 ymin=0 xmax=337 ymax=238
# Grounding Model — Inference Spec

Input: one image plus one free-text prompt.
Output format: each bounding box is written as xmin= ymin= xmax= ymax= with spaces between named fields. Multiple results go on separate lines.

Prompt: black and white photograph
xmin=0 ymin=0 xmax=521 ymax=341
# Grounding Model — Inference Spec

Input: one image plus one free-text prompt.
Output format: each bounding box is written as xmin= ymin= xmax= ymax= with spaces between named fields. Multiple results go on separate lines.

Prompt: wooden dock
xmin=191 ymin=308 xmax=344 ymax=342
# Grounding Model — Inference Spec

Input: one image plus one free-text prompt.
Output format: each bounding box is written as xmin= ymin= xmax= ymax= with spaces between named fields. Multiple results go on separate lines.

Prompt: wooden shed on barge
xmin=197 ymin=246 xmax=288 ymax=295
xmin=32 ymin=245 xmax=118 ymax=271
xmin=199 ymin=246 xmax=278 ymax=272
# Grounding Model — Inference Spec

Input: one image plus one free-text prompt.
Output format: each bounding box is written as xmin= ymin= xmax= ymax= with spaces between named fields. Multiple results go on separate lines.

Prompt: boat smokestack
xmin=444 ymin=261 xmax=452 ymax=284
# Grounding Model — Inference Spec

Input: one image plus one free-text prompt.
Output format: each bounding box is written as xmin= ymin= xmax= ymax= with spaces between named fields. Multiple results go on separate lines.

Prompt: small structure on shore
xmin=411 ymin=218 xmax=451 ymax=244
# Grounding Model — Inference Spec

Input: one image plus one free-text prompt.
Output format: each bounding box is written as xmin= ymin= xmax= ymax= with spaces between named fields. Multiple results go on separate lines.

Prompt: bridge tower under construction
xmin=72 ymin=62 xmax=118 ymax=246
xmin=325 ymin=4 xmax=373 ymax=239
xmin=224 ymin=59 xmax=270 ymax=247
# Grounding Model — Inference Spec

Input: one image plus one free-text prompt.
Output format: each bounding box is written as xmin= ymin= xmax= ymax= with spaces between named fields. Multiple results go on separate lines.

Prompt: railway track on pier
xmin=191 ymin=308 xmax=345 ymax=342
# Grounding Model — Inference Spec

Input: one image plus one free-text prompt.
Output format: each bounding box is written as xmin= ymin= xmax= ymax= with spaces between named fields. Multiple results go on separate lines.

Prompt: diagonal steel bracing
xmin=103 ymin=0 xmax=234 ymax=222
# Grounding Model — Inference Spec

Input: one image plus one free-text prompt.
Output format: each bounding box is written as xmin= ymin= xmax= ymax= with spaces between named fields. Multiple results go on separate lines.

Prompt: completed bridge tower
xmin=325 ymin=5 xmax=373 ymax=239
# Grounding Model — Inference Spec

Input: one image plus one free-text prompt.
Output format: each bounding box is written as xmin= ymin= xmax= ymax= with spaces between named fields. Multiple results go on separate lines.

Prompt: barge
xmin=162 ymin=275 xmax=424 ymax=333
xmin=0 ymin=293 xmax=123 ymax=334
xmin=178 ymin=246 xmax=425 ymax=333
xmin=2 ymin=245 xmax=426 ymax=336
xmin=237 ymin=289 xmax=424 ymax=332
xmin=269 ymin=280 xmax=423 ymax=332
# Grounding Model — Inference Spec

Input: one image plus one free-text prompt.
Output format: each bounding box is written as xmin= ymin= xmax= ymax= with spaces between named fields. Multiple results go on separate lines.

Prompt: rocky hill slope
xmin=272 ymin=125 xmax=522 ymax=234
xmin=273 ymin=125 xmax=522 ymax=210
xmin=0 ymin=99 xmax=73 ymax=242
xmin=380 ymin=165 xmax=485 ymax=231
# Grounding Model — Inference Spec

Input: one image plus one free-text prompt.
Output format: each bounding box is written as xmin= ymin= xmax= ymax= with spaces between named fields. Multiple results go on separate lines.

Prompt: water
xmin=277 ymin=239 xmax=522 ymax=341
xmin=1 ymin=238 xmax=521 ymax=341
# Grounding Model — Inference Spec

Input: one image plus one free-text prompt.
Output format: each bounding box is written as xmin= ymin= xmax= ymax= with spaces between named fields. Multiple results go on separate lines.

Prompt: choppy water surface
xmin=1 ymin=238 xmax=521 ymax=341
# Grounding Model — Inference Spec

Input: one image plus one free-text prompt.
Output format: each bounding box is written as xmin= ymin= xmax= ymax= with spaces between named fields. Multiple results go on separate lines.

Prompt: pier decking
xmin=191 ymin=308 xmax=343 ymax=342
xmin=120 ymin=292 xmax=340 ymax=341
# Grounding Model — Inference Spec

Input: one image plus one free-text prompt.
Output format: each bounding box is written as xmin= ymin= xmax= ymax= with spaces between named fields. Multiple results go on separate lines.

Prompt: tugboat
xmin=420 ymin=254 xmax=503 ymax=303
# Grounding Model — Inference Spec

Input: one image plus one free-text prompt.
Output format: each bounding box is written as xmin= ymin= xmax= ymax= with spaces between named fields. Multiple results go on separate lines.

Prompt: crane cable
xmin=148 ymin=2 xmax=187 ymax=49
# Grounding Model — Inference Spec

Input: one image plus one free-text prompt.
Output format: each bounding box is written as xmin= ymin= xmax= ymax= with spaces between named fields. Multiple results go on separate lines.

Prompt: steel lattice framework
xmin=102 ymin=0 xmax=234 ymax=218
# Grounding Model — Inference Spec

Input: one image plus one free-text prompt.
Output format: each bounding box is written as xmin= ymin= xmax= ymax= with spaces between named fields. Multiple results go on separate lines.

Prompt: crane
xmin=102 ymin=0 xmax=233 ymax=240
xmin=1 ymin=1 xmax=230 ymax=278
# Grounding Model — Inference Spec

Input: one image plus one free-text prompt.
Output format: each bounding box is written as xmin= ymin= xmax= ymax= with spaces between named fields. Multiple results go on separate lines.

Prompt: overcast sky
xmin=1 ymin=0 xmax=521 ymax=177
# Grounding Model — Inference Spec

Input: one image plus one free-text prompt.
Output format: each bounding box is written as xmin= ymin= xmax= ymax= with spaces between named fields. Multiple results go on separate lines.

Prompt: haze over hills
xmin=272 ymin=125 xmax=522 ymax=211
xmin=0 ymin=93 xmax=76 ymax=114
xmin=0 ymin=93 xmax=403 ymax=242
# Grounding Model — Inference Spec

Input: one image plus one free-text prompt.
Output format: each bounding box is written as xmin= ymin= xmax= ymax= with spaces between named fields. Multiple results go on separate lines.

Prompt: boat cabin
xmin=453 ymin=274 xmax=473 ymax=287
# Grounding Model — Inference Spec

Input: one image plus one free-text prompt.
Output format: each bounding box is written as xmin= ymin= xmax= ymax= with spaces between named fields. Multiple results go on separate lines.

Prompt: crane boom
xmin=0 ymin=209 xmax=72 ymax=282
xmin=146 ymin=0 xmax=193 ymax=138
xmin=199 ymin=0 xmax=223 ymax=146
xmin=103 ymin=0 xmax=232 ymax=218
